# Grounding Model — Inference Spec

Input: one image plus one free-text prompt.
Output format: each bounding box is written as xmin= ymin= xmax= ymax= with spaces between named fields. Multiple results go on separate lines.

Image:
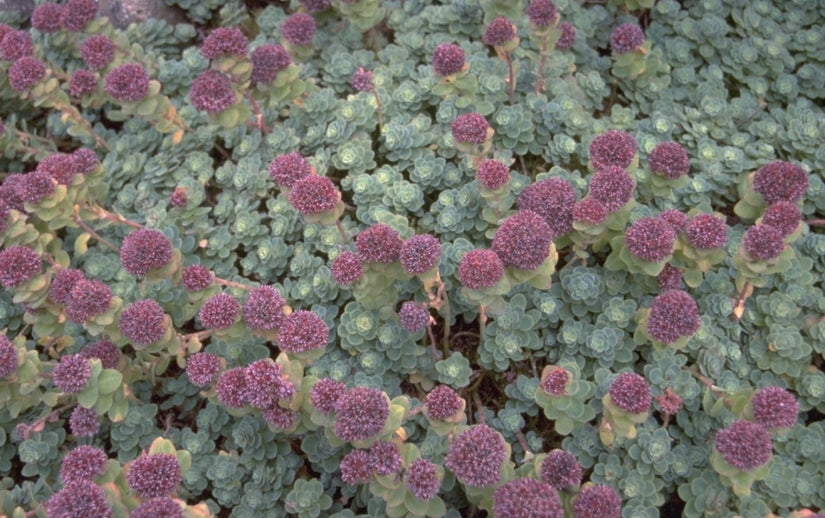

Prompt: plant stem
xmin=72 ymin=215 xmax=119 ymax=252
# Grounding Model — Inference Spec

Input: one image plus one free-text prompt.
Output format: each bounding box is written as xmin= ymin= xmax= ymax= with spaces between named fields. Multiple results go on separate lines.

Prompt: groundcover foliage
xmin=0 ymin=0 xmax=824 ymax=516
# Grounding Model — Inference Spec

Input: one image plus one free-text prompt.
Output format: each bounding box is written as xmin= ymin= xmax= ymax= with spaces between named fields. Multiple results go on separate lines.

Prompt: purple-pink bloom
xmin=198 ymin=293 xmax=240 ymax=329
xmin=334 ymin=387 xmax=390 ymax=441
xmin=624 ymin=217 xmax=676 ymax=263
xmin=406 ymin=458 xmax=441 ymax=500
xmin=251 ymin=44 xmax=291 ymax=84
xmin=761 ymin=201 xmax=801 ymax=236
xmin=79 ymin=339 xmax=121 ymax=369
xmin=70 ymin=69 xmax=97 ymax=97
xmin=61 ymin=0 xmax=97 ymax=31
xmin=751 ymin=386 xmax=798 ymax=429
xmin=181 ymin=264 xmax=212 ymax=292
xmin=686 ymin=214 xmax=727 ymax=249
xmin=330 ymin=251 xmax=363 ymax=286
xmin=18 ymin=171 xmax=55 ymax=204
xmin=277 ymin=310 xmax=329 ymax=353
xmin=339 ymin=449 xmax=372 ymax=486
xmin=540 ymin=449 xmax=582 ymax=490
xmin=540 ymin=367 xmax=569 ymax=396
xmin=69 ymin=405 xmax=100 ymax=437
xmin=243 ymin=359 xmax=294 ymax=409
xmin=484 ymin=17 xmax=516 ymax=47
xmin=65 ymin=278 xmax=112 ymax=322
xmin=282 ymin=13 xmax=316 ymax=46
xmin=658 ymin=209 xmax=689 ymax=234
xmin=105 ymin=63 xmax=150 ymax=103
xmin=119 ymin=299 xmax=167 ymax=346
xmin=47 ymin=480 xmax=112 ymax=518
xmin=0 ymin=30 xmax=32 ymax=61
xmin=0 ymin=335 xmax=18 ymax=378
xmin=425 ymin=385 xmax=462 ymax=420
xmin=432 ymin=43 xmax=465 ymax=76
xmin=190 ymin=70 xmax=236 ymax=114
xmin=656 ymin=264 xmax=682 ymax=291
xmin=369 ymin=441 xmax=402 ymax=476
xmin=743 ymin=224 xmax=785 ymax=261
xmin=753 ymin=161 xmax=808 ymax=204
xmin=451 ymin=113 xmax=490 ymax=144
xmin=356 ymin=223 xmax=403 ymax=263
xmin=610 ymin=23 xmax=644 ymax=54
xmin=573 ymin=198 xmax=608 ymax=225
xmin=310 ymin=377 xmax=346 ymax=414
xmin=398 ymin=301 xmax=429 ymax=333
xmin=31 ymin=3 xmax=65 ymax=33
xmin=556 ymin=22 xmax=576 ymax=49
xmin=608 ymin=372 xmax=651 ymax=414
xmin=288 ymin=174 xmax=340 ymax=215
xmin=215 ymin=367 xmax=248 ymax=408
xmin=476 ymin=159 xmax=510 ymax=190
xmin=492 ymin=210 xmax=553 ymax=270
xmin=588 ymin=166 xmax=635 ymax=212
xmin=185 ymin=352 xmax=221 ymax=387
xmin=131 ymin=497 xmax=183 ymax=518
xmin=648 ymin=142 xmax=690 ymax=180
xmin=269 ymin=152 xmax=312 ymax=188
xmin=517 ymin=178 xmax=576 ymax=239
xmin=458 ymin=248 xmax=504 ymax=289
xmin=242 ymin=285 xmax=286 ymax=331
xmin=53 ymin=354 xmax=91 ymax=394
xmin=714 ymin=420 xmax=772 ymax=471
xmin=351 ymin=67 xmax=374 ymax=92
xmin=80 ymin=35 xmax=115 ymax=70
xmin=0 ymin=246 xmax=41 ymax=288
xmin=573 ymin=484 xmax=622 ymax=518
xmin=127 ymin=453 xmax=182 ymax=498
xmin=493 ymin=477 xmax=563 ymax=518
xmin=526 ymin=0 xmax=558 ymax=28
xmin=120 ymin=228 xmax=174 ymax=277
xmin=400 ymin=234 xmax=441 ymax=275
xmin=60 ymin=445 xmax=107 ymax=484
xmin=589 ymin=130 xmax=637 ymax=171
xmin=647 ymin=289 xmax=700 ymax=344
xmin=200 ymin=27 xmax=249 ymax=60
xmin=8 ymin=56 xmax=45 ymax=92
xmin=445 ymin=424 xmax=507 ymax=487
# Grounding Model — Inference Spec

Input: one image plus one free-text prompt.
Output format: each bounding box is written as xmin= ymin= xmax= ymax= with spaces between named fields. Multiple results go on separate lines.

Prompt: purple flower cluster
xmin=445 ymin=424 xmax=507 ymax=487
xmin=589 ymin=130 xmax=637 ymax=171
xmin=451 ymin=113 xmax=489 ymax=144
xmin=526 ymin=0 xmax=558 ymax=28
xmin=127 ymin=453 xmax=182 ymax=498
xmin=62 ymin=0 xmax=98 ymax=32
xmin=743 ymin=224 xmax=785 ymax=261
xmin=493 ymin=477 xmax=563 ymax=518
xmin=269 ymin=152 xmax=312 ymax=188
xmin=540 ymin=367 xmax=569 ymax=396
xmin=262 ymin=405 xmax=298 ymax=428
xmin=751 ymin=386 xmax=797 ymax=429
xmin=35 ymin=148 xmax=97 ymax=184
xmin=685 ymin=214 xmax=727 ymax=249
xmin=330 ymin=251 xmax=363 ymax=286
xmin=572 ymin=484 xmax=622 ymax=518
xmin=53 ymin=354 xmax=91 ymax=394
xmin=339 ymin=449 xmax=372 ymax=485
xmin=0 ymin=246 xmax=41 ymax=288
xmin=80 ymin=35 xmax=115 ymax=70
xmin=105 ymin=63 xmax=150 ymax=103
xmin=753 ymin=161 xmax=808 ymax=204
xmin=399 ymin=301 xmax=430 ymax=333
xmin=0 ymin=335 xmax=18 ymax=378
xmin=659 ymin=209 xmax=689 ymax=234
xmin=400 ymin=234 xmax=441 ymax=275
xmin=190 ymin=70 xmax=236 ymax=114
xmin=714 ymin=420 xmax=772 ymax=471
xmin=244 ymin=358 xmax=295 ymax=409
xmin=647 ymin=289 xmax=701 ymax=344
xmin=185 ymin=352 xmax=221 ymax=387
xmin=200 ymin=27 xmax=249 ymax=60
xmin=761 ymin=201 xmax=801 ymax=236
xmin=369 ymin=441 xmax=402 ymax=476
xmin=458 ymin=248 xmax=504 ymax=289
xmin=648 ymin=142 xmax=690 ymax=180
xmin=0 ymin=30 xmax=32 ymax=61
xmin=131 ymin=497 xmax=183 ymax=518
xmin=8 ymin=56 xmax=46 ymax=92
xmin=31 ymin=3 xmax=65 ymax=33
xmin=288 ymin=174 xmax=340 ymax=215
xmin=310 ymin=377 xmax=346 ymax=414
xmin=608 ymin=372 xmax=651 ymax=415
xmin=65 ymin=278 xmax=112 ymax=322
xmin=278 ymin=310 xmax=329 ymax=353
xmin=573 ymin=198 xmax=608 ymax=225
xmin=242 ymin=285 xmax=286 ymax=331
xmin=70 ymin=69 xmax=97 ymax=97
xmin=624 ymin=217 xmax=676 ymax=263
xmin=406 ymin=458 xmax=441 ymax=500
xmin=215 ymin=367 xmax=247 ymax=408
xmin=120 ymin=229 xmax=173 ymax=277
xmin=432 ymin=43 xmax=465 ymax=76
xmin=60 ymin=445 xmax=107 ymax=484
xmin=17 ymin=170 xmax=55 ymax=204
xmin=199 ymin=293 xmax=240 ymax=329
xmin=80 ymin=338 xmax=121 ymax=369
xmin=69 ymin=405 xmax=100 ymax=437
xmin=518 ymin=178 xmax=576 ymax=239
xmin=655 ymin=387 xmax=683 ymax=415
xmin=119 ymin=299 xmax=167 ymax=346
xmin=588 ymin=166 xmax=635 ymax=211
xmin=492 ymin=210 xmax=552 ymax=270
xmin=300 ymin=0 xmax=331 ymax=12
xmin=356 ymin=223 xmax=404 ymax=263
xmin=251 ymin=44 xmax=291 ymax=84
xmin=47 ymin=480 xmax=112 ymax=518
xmin=424 ymin=385 xmax=462 ymax=420
xmin=350 ymin=67 xmax=374 ymax=92
xmin=282 ymin=13 xmax=316 ymax=46
xmin=484 ymin=17 xmax=516 ymax=47
xmin=656 ymin=264 xmax=682 ymax=291
xmin=556 ymin=22 xmax=576 ymax=49
xmin=334 ymin=387 xmax=390 ymax=441
xmin=476 ymin=159 xmax=510 ymax=190
xmin=169 ymin=187 xmax=187 ymax=208
xmin=181 ymin=264 xmax=212 ymax=291
xmin=540 ymin=449 xmax=582 ymax=490
xmin=610 ymin=23 xmax=644 ymax=54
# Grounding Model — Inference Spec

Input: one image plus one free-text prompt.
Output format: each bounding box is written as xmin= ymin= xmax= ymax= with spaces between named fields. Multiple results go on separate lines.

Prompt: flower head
xmin=647 ymin=289 xmax=700 ymax=344
xmin=753 ymin=161 xmax=808 ymax=204
xmin=400 ymin=234 xmax=441 ymax=275
xmin=0 ymin=246 xmax=41 ymax=288
xmin=573 ymin=198 xmax=608 ymax=225
xmin=65 ymin=278 xmax=111 ymax=322
xmin=425 ymin=385 xmax=462 ymax=420
xmin=331 ymin=251 xmax=363 ymax=286
xmin=181 ymin=264 xmax=212 ymax=292
xmin=70 ymin=69 xmax=97 ymax=97
xmin=242 ymin=285 xmax=286 ymax=331
xmin=0 ymin=335 xmax=18 ymax=378
xmin=556 ymin=22 xmax=576 ymax=49
xmin=743 ymin=224 xmax=785 ymax=261
xmin=589 ymin=130 xmax=637 ymax=171
xmin=655 ymin=387 xmax=683 ymax=415
xmin=53 ymin=354 xmax=91 ymax=394
xmin=334 ymin=387 xmax=390 ymax=441
xmin=350 ymin=67 xmax=374 ymax=92
xmin=339 ymin=449 xmax=372 ymax=486
xmin=492 ymin=210 xmax=553 ymax=270
xmin=624 ymin=217 xmax=676 ymax=263
xmin=169 ymin=187 xmax=187 ymax=208
xmin=658 ymin=209 xmax=689 ymax=233
xmin=458 ymin=248 xmax=504 ymax=289
xmin=648 ymin=142 xmax=690 ymax=180
xmin=540 ymin=449 xmax=582 ymax=490
xmin=714 ymin=420 xmax=772 ymax=471
xmin=751 ymin=386 xmax=798 ymax=429
xmin=608 ymin=372 xmax=651 ymax=414
xmin=369 ymin=441 xmax=401 ymax=476
xmin=432 ymin=43 xmax=465 ymax=76
xmin=269 ymin=152 xmax=312 ymax=188
xmin=526 ymin=0 xmax=558 ymax=28
xmin=282 ymin=13 xmax=316 ymax=45
xmin=250 ymin=44 xmax=291 ymax=84
xmin=127 ymin=453 xmax=182 ymax=498
xmin=119 ymin=299 xmax=166 ymax=346
xmin=572 ymin=484 xmax=622 ymax=518
xmin=493 ymin=477 xmax=563 ymax=518
xmin=47 ymin=480 xmax=112 ymax=518
xmin=656 ymin=264 xmax=682 ymax=291
xmin=310 ymin=377 xmax=346 ymax=414
xmin=0 ymin=30 xmax=32 ymax=61
xmin=484 ymin=17 xmax=516 ymax=47
xmin=517 ymin=178 xmax=576 ymax=239
xmin=31 ymin=3 xmax=65 ymax=33
xmin=60 ymin=445 xmax=107 ymax=484
xmin=131 ymin=497 xmax=183 ymax=518
xmin=105 ymin=64 xmax=150 ymax=103
xmin=17 ymin=171 xmax=55 ymax=205
xmin=262 ymin=406 xmax=298 ymax=428
xmin=120 ymin=229 xmax=173 ymax=277
xmin=451 ymin=113 xmax=489 ymax=144
xmin=189 ymin=70 xmax=236 ymax=114
xmin=540 ymin=367 xmax=569 ymax=396
xmin=406 ymin=458 xmax=440 ymax=500
xmin=186 ymin=352 xmax=221 ymax=387
xmin=356 ymin=223 xmax=404 ymax=263
xmin=80 ymin=339 xmax=121 ymax=369
xmin=476 ymin=159 xmax=510 ymax=190
xmin=686 ymin=214 xmax=727 ymax=249
xmin=300 ymin=0 xmax=331 ymax=12
xmin=8 ymin=56 xmax=46 ymax=92
xmin=244 ymin=359 xmax=294 ymax=409
xmin=80 ymin=35 xmax=115 ymax=70
xmin=61 ymin=0 xmax=97 ymax=31
xmin=68 ymin=405 xmax=99 ymax=437
xmin=610 ymin=23 xmax=644 ymax=54
xmin=288 ymin=174 xmax=340 ymax=215
xmin=199 ymin=293 xmax=240 ymax=329
xmin=215 ymin=367 xmax=247 ymax=408
xmin=588 ymin=166 xmax=635 ymax=211
xmin=399 ymin=301 xmax=429 ymax=333
xmin=200 ymin=27 xmax=249 ymax=60
xmin=278 ymin=310 xmax=329 ymax=353
xmin=761 ymin=201 xmax=801 ymax=236
xmin=445 ymin=424 xmax=507 ymax=487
